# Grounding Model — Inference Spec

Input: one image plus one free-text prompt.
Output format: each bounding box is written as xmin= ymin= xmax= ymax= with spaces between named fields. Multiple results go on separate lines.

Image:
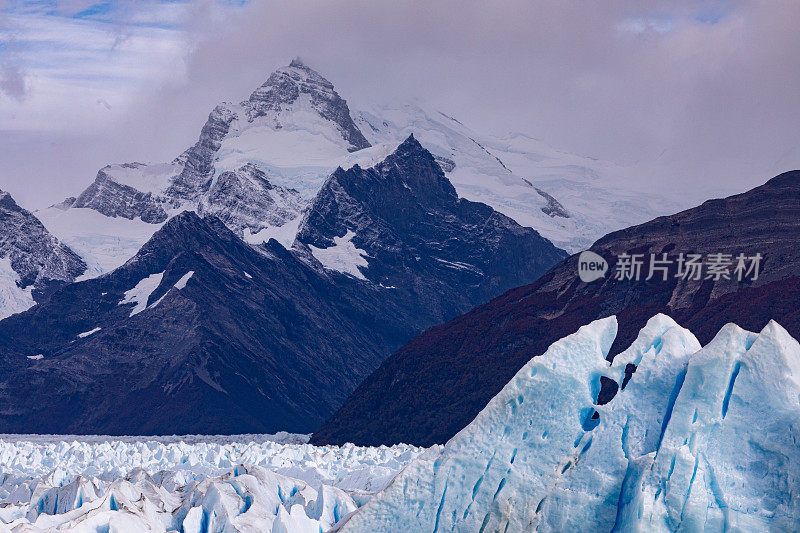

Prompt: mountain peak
xmin=393 ymin=133 xmax=423 ymax=155
xmin=289 ymin=56 xmax=307 ymax=69
xmin=243 ymin=60 xmax=370 ymax=152
xmin=0 ymin=189 xmax=85 ymax=306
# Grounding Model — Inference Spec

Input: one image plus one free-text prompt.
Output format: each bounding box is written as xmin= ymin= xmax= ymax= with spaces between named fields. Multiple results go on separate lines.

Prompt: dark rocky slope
xmin=0 ymin=140 xmax=566 ymax=435
xmin=312 ymin=170 xmax=800 ymax=446
xmin=0 ymin=189 xmax=85 ymax=301
xmin=0 ymin=213 xmax=416 ymax=434
xmin=296 ymin=135 xmax=567 ymax=323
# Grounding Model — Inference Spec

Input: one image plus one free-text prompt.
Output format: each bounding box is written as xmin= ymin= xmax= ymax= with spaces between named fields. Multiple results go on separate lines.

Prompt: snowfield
xmin=0 ymin=434 xmax=422 ymax=532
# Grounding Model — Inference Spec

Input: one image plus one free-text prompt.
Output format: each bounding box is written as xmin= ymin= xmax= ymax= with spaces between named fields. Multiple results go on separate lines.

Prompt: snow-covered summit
xmin=0 ymin=190 xmax=85 ymax=319
xmin=39 ymin=60 xmax=381 ymax=276
xmin=355 ymin=102 xmax=683 ymax=251
xmin=242 ymin=58 xmax=370 ymax=152
xmin=39 ymin=58 xmax=683 ymax=277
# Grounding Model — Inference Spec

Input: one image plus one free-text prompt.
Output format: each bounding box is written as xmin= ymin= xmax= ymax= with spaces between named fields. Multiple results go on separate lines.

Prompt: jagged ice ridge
xmin=2 ymin=314 xmax=799 ymax=531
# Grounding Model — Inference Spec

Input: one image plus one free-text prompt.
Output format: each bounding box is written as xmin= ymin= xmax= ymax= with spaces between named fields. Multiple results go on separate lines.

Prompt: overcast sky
xmin=1 ymin=0 xmax=798 ymax=210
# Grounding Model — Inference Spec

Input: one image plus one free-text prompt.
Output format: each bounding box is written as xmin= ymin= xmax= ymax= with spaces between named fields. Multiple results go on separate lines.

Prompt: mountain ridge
xmin=312 ymin=169 xmax=800 ymax=447
xmin=0 ymin=139 xmax=566 ymax=435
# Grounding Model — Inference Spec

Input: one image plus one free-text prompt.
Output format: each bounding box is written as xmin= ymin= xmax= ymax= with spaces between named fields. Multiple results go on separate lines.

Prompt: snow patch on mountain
xmin=37 ymin=207 xmax=164 ymax=280
xmin=341 ymin=314 xmax=800 ymax=532
xmin=0 ymin=257 xmax=35 ymax=320
xmin=118 ymin=271 xmax=164 ymax=316
xmin=174 ymin=271 xmax=194 ymax=289
xmin=243 ymin=215 xmax=303 ymax=248
xmin=308 ymin=230 xmax=369 ymax=279
xmin=96 ymin=161 xmax=183 ymax=195
xmin=77 ymin=327 xmax=101 ymax=338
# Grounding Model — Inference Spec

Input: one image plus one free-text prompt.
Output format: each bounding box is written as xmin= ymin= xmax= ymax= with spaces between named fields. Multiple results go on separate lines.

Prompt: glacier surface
xmin=3 ymin=314 xmax=798 ymax=532
xmin=341 ymin=314 xmax=800 ymax=532
xmin=0 ymin=257 xmax=35 ymax=321
xmin=0 ymin=434 xmax=422 ymax=532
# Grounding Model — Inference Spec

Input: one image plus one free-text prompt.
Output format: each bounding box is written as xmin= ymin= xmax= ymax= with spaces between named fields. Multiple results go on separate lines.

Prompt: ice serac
xmin=341 ymin=315 xmax=800 ymax=532
xmin=340 ymin=316 xmax=619 ymax=532
xmin=617 ymin=320 xmax=800 ymax=532
xmin=0 ymin=189 xmax=85 ymax=318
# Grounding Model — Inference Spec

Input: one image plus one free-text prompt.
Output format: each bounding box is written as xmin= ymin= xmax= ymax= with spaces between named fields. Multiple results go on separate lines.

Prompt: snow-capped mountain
xmin=313 ymin=169 xmax=800 ymax=447
xmin=39 ymin=59 xmax=370 ymax=277
xmin=0 ymin=140 xmax=565 ymax=435
xmin=296 ymin=135 xmax=566 ymax=312
xmin=0 ymin=189 xmax=85 ymax=320
xmin=38 ymin=59 xmax=677 ymax=279
xmin=340 ymin=314 xmax=800 ymax=532
xmin=355 ymin=103 xmax=683 ymax=252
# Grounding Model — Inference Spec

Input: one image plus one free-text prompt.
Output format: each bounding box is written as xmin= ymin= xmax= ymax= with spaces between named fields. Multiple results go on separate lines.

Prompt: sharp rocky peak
xmin=371 ymin=134 xmax=457 ymax=200
xmin=0 ymin=188 xmax=86 ymax=292
xmin=243 ymin=60 xmax=370 ymax=152
xmin=318 ymin=134 xmax=457 ymax=209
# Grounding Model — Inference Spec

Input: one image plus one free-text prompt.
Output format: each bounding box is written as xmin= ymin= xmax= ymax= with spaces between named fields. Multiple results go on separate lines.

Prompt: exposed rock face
xmin=312 ymin=170 xmax=800 ymax=447
xmin=0 ymin=189 xmax=85 ymax=292
xmin=73 ymin=167 xmax=168 ymax=223
xmin=297 ymin=135 xmax=567 ymax=322
xmin=243 ymin=59 xmax=370 ymax=152
xmin=0 ymin=141 xmax=566 ymax=436
xmin=199 ymin=163 xmax=304 ymax=235
xmin=168 ymin=104 xmax=238 ymax=200
xmin=536 ymin=187 xmax=570 ymax=218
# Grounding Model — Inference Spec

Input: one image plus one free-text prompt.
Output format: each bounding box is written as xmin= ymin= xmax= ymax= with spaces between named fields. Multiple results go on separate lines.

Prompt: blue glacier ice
xmin=340 ymin=314 xmax=800 ymax=532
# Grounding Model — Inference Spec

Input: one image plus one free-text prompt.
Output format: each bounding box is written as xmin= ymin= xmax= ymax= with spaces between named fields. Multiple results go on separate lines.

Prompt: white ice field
xmin=0 ymin=434 xmax=422 ymax=532
xmin=3 ymin=314 xmax=800 ymax=532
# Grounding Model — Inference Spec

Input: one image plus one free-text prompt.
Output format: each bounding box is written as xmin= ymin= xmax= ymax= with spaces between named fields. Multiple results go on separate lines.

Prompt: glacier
xmin=2 ymin=314 xmax=798 ymax=532
xmin=0 ymin=257 xmax=35 ymax=321
xmin=0 ymin=435 xmax=422 ymax=532
xmin=341 ymin=314 xmax=800 ymax=532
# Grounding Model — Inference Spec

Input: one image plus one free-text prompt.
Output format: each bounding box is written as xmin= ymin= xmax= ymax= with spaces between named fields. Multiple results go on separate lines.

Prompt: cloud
xmin=0 ymin=64 xmax=27 ymax=101
xmin=0 ymin=0 xmax=799 ymax=211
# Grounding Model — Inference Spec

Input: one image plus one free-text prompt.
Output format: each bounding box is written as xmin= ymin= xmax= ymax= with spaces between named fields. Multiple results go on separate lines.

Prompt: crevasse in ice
xmin=341 ymin=314 xmax=800 ymax=532
xmin=3 ymin=314 xmax=800 ymax=532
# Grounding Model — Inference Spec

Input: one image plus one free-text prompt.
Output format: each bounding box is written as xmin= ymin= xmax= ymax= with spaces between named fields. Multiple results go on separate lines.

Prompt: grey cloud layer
xmin=1 ymin=0 xmax=798 ymax=209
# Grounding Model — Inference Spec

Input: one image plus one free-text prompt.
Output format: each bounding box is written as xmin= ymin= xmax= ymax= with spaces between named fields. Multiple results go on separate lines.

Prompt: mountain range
xmin=0 ymin=58 xmax=779 ymax=442
xmin=312 ymin=170 xmax=800 ymax=447
xmin=33 ymin=59 xmax=679 ymax=285
xmin=0 ymin=136 xmax=564 ymax=434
